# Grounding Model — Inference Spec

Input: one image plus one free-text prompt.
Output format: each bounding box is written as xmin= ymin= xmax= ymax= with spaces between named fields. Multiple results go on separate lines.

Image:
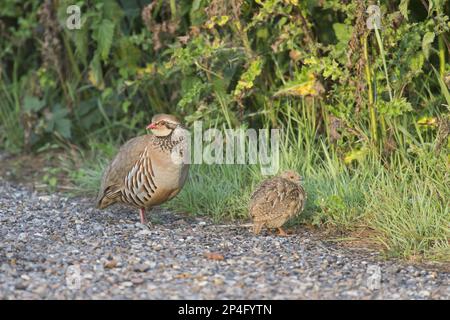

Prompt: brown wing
xmin=249 ymin=177 xmax=285 ymax=222
xmin=96 ymin=135 xmax=153 ymax=208
xmin=283 ymin=184 xmax=307 ymax=218
xmin=249 ymin=177 xmax=306 ymax=223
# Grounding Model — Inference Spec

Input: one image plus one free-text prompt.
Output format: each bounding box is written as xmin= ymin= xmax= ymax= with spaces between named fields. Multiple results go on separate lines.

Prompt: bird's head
xmin=146 ymin=114 xmax=181 ymax=136
xmin=280 ymin=170 xmax=302 ymax=184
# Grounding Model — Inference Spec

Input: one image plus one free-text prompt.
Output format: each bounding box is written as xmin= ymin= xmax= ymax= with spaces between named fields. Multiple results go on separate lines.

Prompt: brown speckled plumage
xmin=249 ymin=170 xmax=306 ymax=236
xmin=96 ymin=114 xmax=189 ymax=224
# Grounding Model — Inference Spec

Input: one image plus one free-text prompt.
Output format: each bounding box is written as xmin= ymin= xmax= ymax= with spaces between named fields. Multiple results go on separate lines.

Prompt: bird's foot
xmin=137 ymin=220 xmax=150 ymax=228
xmin=277 ymin=227 xmax=288 ymax=237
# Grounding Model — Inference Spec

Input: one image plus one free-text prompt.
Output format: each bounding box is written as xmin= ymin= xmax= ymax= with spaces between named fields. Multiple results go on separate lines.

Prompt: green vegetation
xmin=0 ymin=0 xmax=449 ymax=262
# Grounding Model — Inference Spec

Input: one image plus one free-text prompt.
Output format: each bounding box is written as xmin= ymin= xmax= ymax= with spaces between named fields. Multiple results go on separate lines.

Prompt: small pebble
xmin=0 ymin=179 xmax=447 ymax=299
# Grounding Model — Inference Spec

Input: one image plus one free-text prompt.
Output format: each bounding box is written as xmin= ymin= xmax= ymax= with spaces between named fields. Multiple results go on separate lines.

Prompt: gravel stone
xmin=0 ymin=180 xmax=448 ymax=299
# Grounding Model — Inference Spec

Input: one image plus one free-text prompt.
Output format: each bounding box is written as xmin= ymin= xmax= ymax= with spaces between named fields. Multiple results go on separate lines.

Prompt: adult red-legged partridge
xmin=249 ymin=170 xmax=306 ymax=236
xmin=96 ymin=114 xmax=190 ymax=224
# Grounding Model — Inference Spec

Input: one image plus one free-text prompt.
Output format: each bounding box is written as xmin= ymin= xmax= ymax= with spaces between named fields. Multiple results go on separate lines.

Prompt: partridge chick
xmin=249 ymin=170 xmax=306 ymax=236
xmin=96 ymin=114 xmax=190 ymax=224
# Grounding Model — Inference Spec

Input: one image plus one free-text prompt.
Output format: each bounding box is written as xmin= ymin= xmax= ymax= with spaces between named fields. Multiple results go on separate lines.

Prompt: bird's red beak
xmin=146 ymin=122 xmax=157 ymax=130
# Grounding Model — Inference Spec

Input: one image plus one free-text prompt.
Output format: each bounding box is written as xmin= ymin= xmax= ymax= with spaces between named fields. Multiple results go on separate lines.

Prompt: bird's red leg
xmin=139 ymin=208 xmax=147 ymax=224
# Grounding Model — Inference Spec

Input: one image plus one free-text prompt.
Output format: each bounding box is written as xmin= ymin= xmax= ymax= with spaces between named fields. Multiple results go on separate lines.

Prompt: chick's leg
xmin=253 ymin=222 xmax=264 ymax=235
xmin=277 ymin=227 xmax=288 ymax=237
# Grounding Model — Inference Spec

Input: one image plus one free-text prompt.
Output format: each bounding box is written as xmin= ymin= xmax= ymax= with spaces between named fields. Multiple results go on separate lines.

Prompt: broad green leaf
xmin=115 ymin=38 xmax=141 ymax=73
xmin=190 ymin=0 xmax=205 ymax=25
xmin=422 ymin=31 xmax=435 ymax=59
xmin=409 ymin=52 xmax=424 ymax=71
xmin=55 ymin=118 xmax=72 ymax=139
xmin=23 ymin=96 xmax=45 ymax=112
xmin=256 ymin=28 xmax=269 ymax=39
xmin=51 ymin=106 xmax=69 ymax=120
xmin=95 ymin=19 xmax=115 ymax=61
xmin=192 ymin=0 xmax=202 ymax=11
xmin=122 ymin=100 xmax=131 ymax=113
xmin=102 ymin=1 xmax=123 ymax=21
xmin=73 ymin=15 xmax=89 ymax=64
xmin=333 ymin=23 xmax=353 ymax=43
xmin=399 ymin=0 xmax=409 ymax=20
xmin=378 ymin=98 xmax=413 ymax=117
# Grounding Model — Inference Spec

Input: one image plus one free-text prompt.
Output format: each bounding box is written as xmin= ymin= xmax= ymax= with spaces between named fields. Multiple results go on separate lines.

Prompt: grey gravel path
xmin=0 ymin=179 xmax=448 ymax=299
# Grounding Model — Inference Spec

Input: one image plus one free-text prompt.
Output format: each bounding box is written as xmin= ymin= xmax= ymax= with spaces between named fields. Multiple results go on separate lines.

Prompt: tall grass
xmin=167 ymin=164 xmax=256 ymax=222
xmin=61 ymin=86 xmax=449 ymax=263
xmin=67 ymin=150 xmax=450 ymax=262
xmin=166 ymin=139 xmax=448 ymax=262
xmin=0 ymin=67 xmax=23 ymax=152
xmin=68 ymin=96 xmax=449 ymax=262
xmin=59 ymin=140 xmax=117 ymax=194
xmin=168 ymin=99 xmax=449 ymax=262
xmin=364 ymin=157 xmax=449 ymax=260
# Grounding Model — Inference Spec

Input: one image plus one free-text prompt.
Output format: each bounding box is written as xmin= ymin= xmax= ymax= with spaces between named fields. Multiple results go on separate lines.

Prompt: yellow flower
xmin=205 ymin=16 xmax=230 ymax=29
xmin=217 ymin=15 xmax=230 ymax=26
xmin=136 ymin=64 xmax=154 ymax=77
xmin=283 ymin=0 xmax=299 ymax=5
xmin=344 ymin=148 xmax=369 ymax=164
xmin=274 ymin=74 xmax=322 ymax=97
xmin=88 ymin=70 xmax=104 ymax=90
xmin=417 ymin=117 xmax=438 ymax=128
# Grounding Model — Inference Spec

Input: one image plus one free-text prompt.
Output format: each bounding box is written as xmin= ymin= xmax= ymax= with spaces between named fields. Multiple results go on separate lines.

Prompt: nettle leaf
xmin=121 ymin=100 xmax=131 ymax=114
xmin=409 ymin=52 xmax=424 ymax=72
xmin=422 ymin=31 xmax=435 ymax=59
xmin=190 ymin=0 xmax=206 ymax=25
xmin=102 ymin=0 xmax=123 ymax=22
xmin=323 ymin=59 xmax=343 ymax=81
xmin=378 ymin=98 xmax=413 ymax=117
xmin=23 ymin=96 xmax=45 ymax=112
xmin=333 ymin=23 xmax=353 ymax=44
xmin=114 ymin=38 xmax=141 ymax=74
xmin=45 ymin=104 xmax=72 ymax=138
xmin=178 ymin=78 xmax=209 ymax=110
xmin=399 ymin=0 xmax=409 ymax=20
xmin=51 ymin=107 xmax=69 ymax=120
xmin=75 ymin=98 xmax=102 ymax=130
xmin=73 ymin=15 xmax=89 ymax=64
xmin=94 ymin=19 xmax=115 ymax=61
xmin=55 ymin=118 xmax=72 ymax=139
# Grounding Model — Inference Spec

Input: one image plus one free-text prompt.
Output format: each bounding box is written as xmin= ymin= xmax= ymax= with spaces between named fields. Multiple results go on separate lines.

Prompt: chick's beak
xmin=146 ymin=123 xmax=157 ymax=130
